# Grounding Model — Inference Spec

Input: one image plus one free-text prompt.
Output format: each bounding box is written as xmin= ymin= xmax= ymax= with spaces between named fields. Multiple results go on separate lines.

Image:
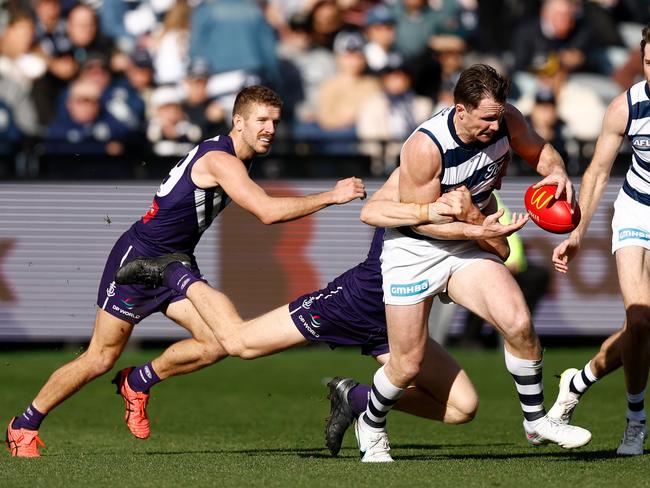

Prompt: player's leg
xmin=615 ymin=246 xmax=650 ymax=455
xmin=326 ymin=337 xmax=477 ymax=457
xmin=548 ymin=329 xmax=622 ymax=424
xmin=109 ymin=297 xmax=235 ymax=439
xmin=447 ymin=259 xmax=591 ymax=449
xmin=226 ymin=306 xmax=309 ymax=359
xmin=6 ymin=309 xmax=133 ymax=457
xmin=387 ymin=338 xmax=478 ymax=423
xmin=355 ymin=299 xmax=432 ymax=462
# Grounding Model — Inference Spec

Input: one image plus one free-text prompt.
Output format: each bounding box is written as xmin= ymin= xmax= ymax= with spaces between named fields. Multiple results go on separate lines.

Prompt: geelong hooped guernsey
xmin=625 ymin=80 xmax=650 ymax=206
xmin=130 ymin=135 xmax=251 ymax=255
xmin=398 ymin=106 xmax=510 ymax=240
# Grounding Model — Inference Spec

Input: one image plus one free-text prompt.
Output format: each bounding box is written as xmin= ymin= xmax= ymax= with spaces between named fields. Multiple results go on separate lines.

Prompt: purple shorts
xmin=96 ymin=231 xmax=203 ymax=325
xmin=288 ymin=278 xmax=389 ymax=357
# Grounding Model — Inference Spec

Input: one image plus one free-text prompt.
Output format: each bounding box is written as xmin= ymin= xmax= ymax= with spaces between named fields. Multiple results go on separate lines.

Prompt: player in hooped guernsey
xmin=5 ymin=86 xmax=367 ymax=457
xmin=357 ymin=63 xmax=592 ymax=462
xmin=395 ymin=105 xmax=510 ymax=241
xmin=549 ymin=24 xmax=650 ymax=456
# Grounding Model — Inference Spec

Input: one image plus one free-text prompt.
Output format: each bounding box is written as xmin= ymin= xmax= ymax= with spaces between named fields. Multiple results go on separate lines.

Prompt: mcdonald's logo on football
xmin=529 ymin=188 xmax=554 ymax=210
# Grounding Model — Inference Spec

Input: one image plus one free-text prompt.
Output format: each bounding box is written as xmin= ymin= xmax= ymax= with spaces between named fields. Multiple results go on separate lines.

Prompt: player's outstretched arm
xmin=194 ymin=152 xmax=366 ymax=224
xmin=506 ymin=104 xmax=574 ymax=203
xmin=552 ymin=93 xmax=628 ymax=273
xmin=360 ymin=168 xmax=456 ymax=227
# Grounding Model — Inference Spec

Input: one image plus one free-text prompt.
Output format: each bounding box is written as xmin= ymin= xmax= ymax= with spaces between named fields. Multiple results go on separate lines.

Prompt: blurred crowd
xmin=1 ymin=0 xmax=649 ymax=175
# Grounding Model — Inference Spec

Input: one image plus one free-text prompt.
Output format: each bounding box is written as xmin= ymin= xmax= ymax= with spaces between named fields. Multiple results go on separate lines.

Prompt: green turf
xmin=0 ymin=346 xmax=643 ymax=487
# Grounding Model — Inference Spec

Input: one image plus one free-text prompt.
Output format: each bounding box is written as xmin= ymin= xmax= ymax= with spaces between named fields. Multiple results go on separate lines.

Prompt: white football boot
xmin=547 ymin=368 xmax=581 ymax=424
xmin=616 ymin=420 xmax=647 ymax=456
xmin=354 ymin=415 xmax=393 ymax=463
xmin=524 ymin=415 xmax=592 ymax=449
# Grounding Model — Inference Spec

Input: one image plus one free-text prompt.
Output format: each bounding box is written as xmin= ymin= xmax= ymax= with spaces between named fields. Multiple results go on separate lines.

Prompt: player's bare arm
xmin=360 ymin=168 xmax=456 ymax=227
xmin=552 ymin=92 xmax=629 ymax=273
xmin=192 ymin=151 xmax=366 ymax=224
xmin=506 ymin=104 xmax=574 ymax=203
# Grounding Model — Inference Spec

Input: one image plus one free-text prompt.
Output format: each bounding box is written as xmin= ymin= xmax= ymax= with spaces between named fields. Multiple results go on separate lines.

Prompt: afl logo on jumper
xmin=632 ymin=136 xmax=650 ymax=151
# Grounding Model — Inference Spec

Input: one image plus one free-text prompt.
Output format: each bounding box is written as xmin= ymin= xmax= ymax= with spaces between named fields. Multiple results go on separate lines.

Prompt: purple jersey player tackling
xmin=5 ymin=85 xmax=366 ymax=458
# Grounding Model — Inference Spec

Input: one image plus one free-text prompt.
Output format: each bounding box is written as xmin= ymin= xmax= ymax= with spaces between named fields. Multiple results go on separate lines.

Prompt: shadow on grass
xmin=394 ymin=448 xmax=621 ymax=462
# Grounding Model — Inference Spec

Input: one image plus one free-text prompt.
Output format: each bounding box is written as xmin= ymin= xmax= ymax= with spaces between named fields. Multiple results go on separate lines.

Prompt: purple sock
xmin=127 ymin=362 xmax=161 ymax=393
xmin=12 ymin=403 xmax=47 ymax=431
xmin=348 ymin=384 xmax=371 ymax=416
xmin=164 ymin=262 xmax=201 ymax=295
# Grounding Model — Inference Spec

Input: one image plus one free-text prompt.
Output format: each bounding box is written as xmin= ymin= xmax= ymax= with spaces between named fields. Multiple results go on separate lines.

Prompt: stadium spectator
xmin=119 ymin=47 xmax=154 ymax=114
xmin=0 ymin=10 xmax=47 ymax=87
xmin=181 ymin=58 xmax=229 ymax=140
xmin=31 ymin=0 xmax=70 ymax=58
xmin=513 ymin=52 xmax=606 ymax=143
xmin=295 ymin=30 xmax=380 ymax=154
xmin=99 ymin=0 xmax=171 ymax=54
xmin=356 ymin=55 xmax=432 ymax=174
xmin=0 ymin=76 xmax=42 ymax=152
xmin=511 ymin=0 xmax=598 ymax=74
xmin=276 ymin=13 xmax=336 ymax=128
xmin=66 ymin=3 xmax=113 ymax=65
xmin=150 ymin=0 xmax=191 ymax=85
xmin=4 ymin=85 xmax=366 ymax=458
xmin=527 ymin=88 xmax=571 ymax=163
xmin=548 ymin=22 xmax=650 ymax=457
xmin=33 ymin=3 xmax=114 ymax=126
xmin=43 ymin=78 xmax=127 ymax=155
xmin=362 ymin=3 xmax=399 ymax=75
xmin=146 ymin=85 xmax=202 ymax=157
xmin=189 ymin=0 xmax=280 ymax=88
xmin=393 ymin=0 xmax=465 ymax=62
xmin=305 ymin=0 xmax=344 ymax=50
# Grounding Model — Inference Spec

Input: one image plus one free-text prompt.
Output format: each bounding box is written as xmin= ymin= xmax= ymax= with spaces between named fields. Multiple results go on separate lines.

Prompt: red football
xmin=524 ymin=184 xmax=581 ymax=234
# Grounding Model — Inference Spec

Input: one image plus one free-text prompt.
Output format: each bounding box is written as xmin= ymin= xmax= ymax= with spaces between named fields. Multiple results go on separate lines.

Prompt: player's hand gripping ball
xmin=524 ymin=184 xmax=581 ymax=234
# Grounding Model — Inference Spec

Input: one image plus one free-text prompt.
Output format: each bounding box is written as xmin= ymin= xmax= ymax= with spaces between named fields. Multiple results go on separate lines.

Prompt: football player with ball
xmin=546 ymin=23 xmax=650 ymax=456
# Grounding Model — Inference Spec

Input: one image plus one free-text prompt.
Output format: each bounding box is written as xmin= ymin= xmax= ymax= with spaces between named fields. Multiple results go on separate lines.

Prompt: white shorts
xmin=611 ymin=190 xmax=650 ymax=254
xmin=381 ymin=227 xmax=502 ymax=306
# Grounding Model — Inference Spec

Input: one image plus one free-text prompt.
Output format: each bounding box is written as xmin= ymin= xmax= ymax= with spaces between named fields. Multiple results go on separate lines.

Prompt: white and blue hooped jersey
xmin=397 ymin=106 xmax=510 ymax=240
xmin=625 ymin=80 xmax=650 ymax=206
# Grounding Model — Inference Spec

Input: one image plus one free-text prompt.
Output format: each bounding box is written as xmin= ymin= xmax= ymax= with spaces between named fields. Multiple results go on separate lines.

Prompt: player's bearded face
xmin=643 ymin=45 xmax=650 ymax=84
xmin=242 ymin=104 xmax=281 ymax=155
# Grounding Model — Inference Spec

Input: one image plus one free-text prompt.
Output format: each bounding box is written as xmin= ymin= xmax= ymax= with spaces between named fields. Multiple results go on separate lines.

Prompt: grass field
xmin=0 ymin=346 xmax=644 ymax=487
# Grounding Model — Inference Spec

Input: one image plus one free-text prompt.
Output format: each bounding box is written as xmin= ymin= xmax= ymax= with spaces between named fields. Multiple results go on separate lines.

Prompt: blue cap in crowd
xmin=365 ymin=5 xmax=395 ymax=26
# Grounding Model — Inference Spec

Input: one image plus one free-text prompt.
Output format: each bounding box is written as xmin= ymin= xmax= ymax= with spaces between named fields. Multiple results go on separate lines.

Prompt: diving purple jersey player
xmin=5 ymin=85 xmax=366 ymax=458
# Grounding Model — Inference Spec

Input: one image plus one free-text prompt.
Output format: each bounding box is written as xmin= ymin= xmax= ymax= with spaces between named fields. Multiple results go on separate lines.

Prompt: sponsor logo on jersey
xmin=619 ymin=227 xmax=650 ymax=241
xmin=390 ymin=279 xmax=429 ymax=297
xmin=310 ymin=314 xmax=322 ymax=328
xmin=120 ymin=298 xmax=136 ymax=310
xmin=106 ymin=281 xmax=116 ymax=297
xmin=529 ymin=188 xmax=554 ymax=210
xmin=631 ymin=136 xmax=650 ymax=151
